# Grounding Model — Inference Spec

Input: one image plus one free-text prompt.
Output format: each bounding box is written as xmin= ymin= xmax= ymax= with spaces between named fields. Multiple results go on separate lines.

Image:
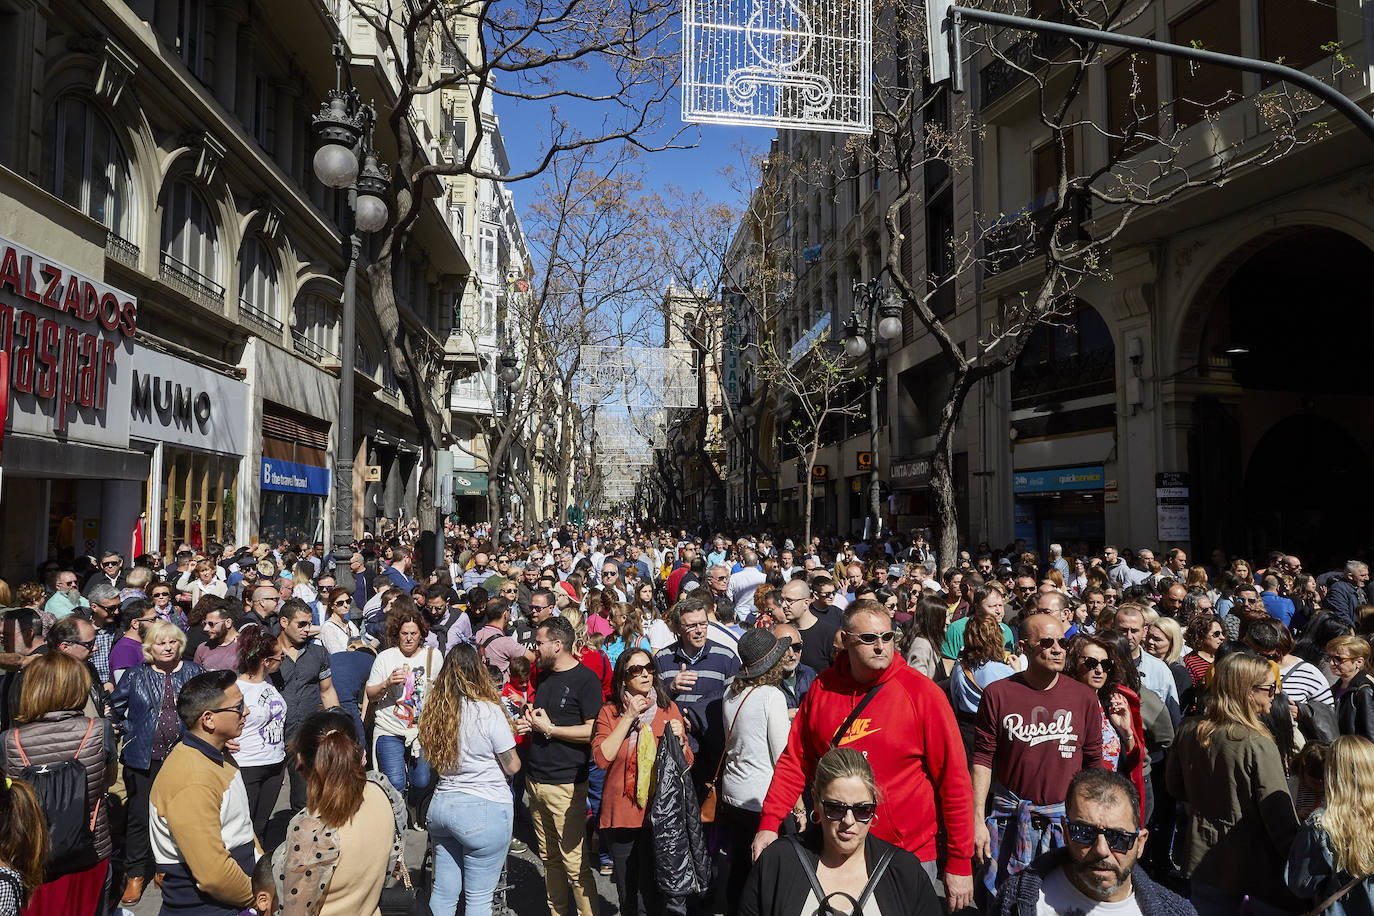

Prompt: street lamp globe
xmin=844 ymin=334 xmax=869 ymax=359
xmin=354 ymin=192 xmax=388 ymax=232
xmin=498 ymin=353 xmax=520 ymax=384
xmin=878 ymin=315 xmax=903 ymax=340
xmin=314 ymin=142 xmax=359 ymax=188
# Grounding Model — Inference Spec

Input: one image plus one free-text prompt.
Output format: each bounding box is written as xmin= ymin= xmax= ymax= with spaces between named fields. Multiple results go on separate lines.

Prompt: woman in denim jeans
xmin=418 ymin=642 xmax=521 ymax=916
xmin=366 ymin=603 xmax=437 ymax=801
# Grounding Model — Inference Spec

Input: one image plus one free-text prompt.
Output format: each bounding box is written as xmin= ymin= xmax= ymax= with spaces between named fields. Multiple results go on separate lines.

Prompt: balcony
xmin=980 ymin=26 xmax=1074 ymax=110
xmin=441 ymin=42 xmax=460 ymax=73
xmin=160 ymin=252 xmax=225 ymax=312
xmin=292 ymin=331 xmax=332 ymax=362
xmin=106 ymin=231 xmax=139 ymax=269
xmin=438 ymin=135 xmax=457 ymax=163
xmin=1011 ymin=347 xmax=1116 ymax=409
xmin=239 ymin=299 xmax=284 ymax=337
xmin=479 ymin=203 xmax=500 ymax=223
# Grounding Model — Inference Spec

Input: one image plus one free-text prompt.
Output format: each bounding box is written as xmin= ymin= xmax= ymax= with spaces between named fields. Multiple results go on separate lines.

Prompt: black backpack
xmin=13 ymin=718 xmax=100 ymax=880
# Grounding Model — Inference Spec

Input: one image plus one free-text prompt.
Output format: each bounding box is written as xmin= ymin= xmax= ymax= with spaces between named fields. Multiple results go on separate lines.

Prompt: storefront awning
xmin=453 ymin=471 xmax=488 ymax=496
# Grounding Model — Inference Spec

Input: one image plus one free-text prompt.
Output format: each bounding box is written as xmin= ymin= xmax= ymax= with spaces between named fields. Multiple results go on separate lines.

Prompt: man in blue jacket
xmin=998 ymin=769 xmax=1195 ymax=916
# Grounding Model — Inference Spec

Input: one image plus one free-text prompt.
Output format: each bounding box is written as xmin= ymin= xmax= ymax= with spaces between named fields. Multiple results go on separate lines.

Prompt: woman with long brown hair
xmin=1167 ymin=651 xmax=1301 ymax=914
xmin=275 ymin=710 xmax=402 ymax=916
xmin=419 ymin=643 xmax=521 ymax=916
xmin=0 ymin=776 xmax=47 ymax=914
xmin=318 ymin=586 xmax=359 ymax=655
xmin=235 ymin=626 xmax=287 ymax=839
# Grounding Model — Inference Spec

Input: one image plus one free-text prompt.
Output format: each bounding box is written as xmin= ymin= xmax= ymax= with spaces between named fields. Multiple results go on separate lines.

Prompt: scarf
xmin=621 ymin=698 xmax=659 ymax=808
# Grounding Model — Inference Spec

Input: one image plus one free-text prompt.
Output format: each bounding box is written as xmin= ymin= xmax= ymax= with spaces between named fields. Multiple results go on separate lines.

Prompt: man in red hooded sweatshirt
xmin=751 ymin=598 xmax=975 ymax=910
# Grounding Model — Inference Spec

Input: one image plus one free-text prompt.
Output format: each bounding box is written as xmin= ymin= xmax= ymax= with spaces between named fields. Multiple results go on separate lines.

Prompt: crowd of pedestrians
xmin=1 ymin=526 xmax=1374 ymax=915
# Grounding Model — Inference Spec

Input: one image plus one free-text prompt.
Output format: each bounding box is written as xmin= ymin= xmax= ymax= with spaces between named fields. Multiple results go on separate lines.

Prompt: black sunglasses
xmin=1078 ymin=657 xmax=1114 ymax=673
xmin=1067 ymin=820 xmax=1139 ymax=852
xmin=820 ymin=800 xmax=877 ymax=823
xmin=847 ymin=631 xmax=896 ymax=645
xmin=1032 ymin=637 xmax=1072 ymax=651
xmin=624 ymin=663 xmax=656 ymax=677
xmin=332 ymin=599 xmax=352 ymax=607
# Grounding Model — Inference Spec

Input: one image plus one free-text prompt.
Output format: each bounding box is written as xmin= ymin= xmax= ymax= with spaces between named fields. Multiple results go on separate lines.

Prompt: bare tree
xmin=338 ymin=0 xmax=684 ymax=535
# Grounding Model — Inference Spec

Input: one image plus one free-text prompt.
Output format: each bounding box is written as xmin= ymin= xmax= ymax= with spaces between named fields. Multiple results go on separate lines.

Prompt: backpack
xmin=13 ymin=719 xmax=101 ymax=880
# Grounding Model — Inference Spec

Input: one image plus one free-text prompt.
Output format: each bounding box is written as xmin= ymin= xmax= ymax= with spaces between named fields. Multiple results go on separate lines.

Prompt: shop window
xmin=161 ymin=179 xmax=220 ymax=288
xmin=1011 ymin=302 xmax=1116 ymax=408
xmin=43 ymin=96 xmax=134 ymax=238
xmin=1170 ymin=0 xmax=1243 ymax=128
xmin=161 ymin=450 xmax=239 ymax=559
xmin=239 ymin=237 xmax=281 ymax=328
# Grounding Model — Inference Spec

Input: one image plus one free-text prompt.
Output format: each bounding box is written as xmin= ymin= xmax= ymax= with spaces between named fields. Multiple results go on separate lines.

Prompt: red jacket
xmin=759 ymin=654 xmax=975 ymax=876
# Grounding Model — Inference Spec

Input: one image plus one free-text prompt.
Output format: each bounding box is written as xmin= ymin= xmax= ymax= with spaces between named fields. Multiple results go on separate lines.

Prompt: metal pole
xmin=331 ymin=200 xmax=359 ymax=594
xmin=868 ymin=304 xmax=882 ymax=542
xmin=950 ymin=5 xmax=1374 ymax=143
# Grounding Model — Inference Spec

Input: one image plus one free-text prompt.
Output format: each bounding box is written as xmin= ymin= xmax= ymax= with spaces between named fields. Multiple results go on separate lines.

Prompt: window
xmin=252 ymin=76 xmax=276 ymax=154
xmin=239 ymin=237 xmax=280 ymax=324
xmin=1259 ymin=0 xmax=1337 ymax=79
xmin=480 ymin=225 xmax=497 ymax=275
xmin=1170 ymin=0 xmax=1243 ymax=127
xmin=1011 ymin=302 xmax=1116 ymax=408
xmin=293 ymin=294 xmax=339 ymax=357
xmin=1106 ymin=51 xmax=1160 ymax=155
xmin=161 ymin=179 xmax=219 ymax=286
xmin=1032 ymin=132 xmax=1075 ymax=209
xmin=177 ymin=0 xmax=207 ymax=79
xmin=43 ymin=96 xmax=134 ymax=237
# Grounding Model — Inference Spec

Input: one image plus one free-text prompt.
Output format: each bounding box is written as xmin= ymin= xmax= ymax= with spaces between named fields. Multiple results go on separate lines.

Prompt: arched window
xmin=292 ymin=294 xmax=339 ymax=359
xmin=238 ymin=237 xmax=281 ymax=329
xmin=161 ymin=179 xmax=220 ymax=295
xmin=43 ymin=96 xmax=134 ymax=238
xmin=1011 ymin=301 xmax=1115 ymax=409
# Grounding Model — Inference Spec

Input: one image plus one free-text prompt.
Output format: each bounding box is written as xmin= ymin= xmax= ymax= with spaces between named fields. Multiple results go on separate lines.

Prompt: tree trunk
xmin=930 ymin=368 xmax=974 ymax=573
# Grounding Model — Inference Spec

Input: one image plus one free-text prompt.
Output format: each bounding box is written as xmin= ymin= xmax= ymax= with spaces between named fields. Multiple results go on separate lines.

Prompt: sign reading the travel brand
xmin=128 ymin=345 xmax=248 ymax=455
xmin=260 ymin=457 xmax=331 ymax=496
xmin=0 ymin=234 xmax=138 ymax=446
xmin=1013 ymin=465 xmax=1105 ymax=494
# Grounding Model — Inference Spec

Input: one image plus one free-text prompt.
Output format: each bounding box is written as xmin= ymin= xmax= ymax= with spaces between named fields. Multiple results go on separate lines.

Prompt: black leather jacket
xmin=1337 ymin=670 xmax=1374 ymax=741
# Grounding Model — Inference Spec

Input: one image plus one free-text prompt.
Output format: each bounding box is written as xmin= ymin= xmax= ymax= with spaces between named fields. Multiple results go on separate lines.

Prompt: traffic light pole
xmin=927 ymin=4 xmax=1374 ymax=144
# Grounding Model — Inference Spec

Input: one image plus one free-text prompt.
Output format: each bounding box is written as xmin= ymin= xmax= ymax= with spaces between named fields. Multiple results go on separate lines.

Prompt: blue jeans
xmin=375 ymin=734 xmax=431 ymax=800
xmin=428 ymin=792 xmax=513 ymax=916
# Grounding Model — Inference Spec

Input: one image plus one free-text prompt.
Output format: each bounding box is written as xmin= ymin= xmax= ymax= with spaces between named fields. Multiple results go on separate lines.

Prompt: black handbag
xmin=378 ymin=833 xmax=431 ymax=915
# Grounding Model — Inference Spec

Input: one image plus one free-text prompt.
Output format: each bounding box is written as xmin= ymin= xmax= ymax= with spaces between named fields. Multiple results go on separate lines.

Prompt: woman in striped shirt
xmin=1183 ymin=612 xmax=1225 ymax=687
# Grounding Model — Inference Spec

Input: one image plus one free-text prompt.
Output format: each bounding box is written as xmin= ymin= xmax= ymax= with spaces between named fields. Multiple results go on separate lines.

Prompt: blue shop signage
xmin=260 ymin=457 xmax=331 ymax=496
xmin=1013 ymin=465 xmax=1105 ymax=494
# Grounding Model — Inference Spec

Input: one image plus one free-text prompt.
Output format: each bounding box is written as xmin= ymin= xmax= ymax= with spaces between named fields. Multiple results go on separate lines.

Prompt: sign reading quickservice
xmin=260 ymin=457 xmax=331 ymax=496
xmin=1013 ymin=465 xmax=1105 ymax=494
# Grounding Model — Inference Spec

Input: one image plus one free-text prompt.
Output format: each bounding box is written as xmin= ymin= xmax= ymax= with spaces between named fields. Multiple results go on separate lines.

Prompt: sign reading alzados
xmin=0 ymin=234 xmax=137 ymax=444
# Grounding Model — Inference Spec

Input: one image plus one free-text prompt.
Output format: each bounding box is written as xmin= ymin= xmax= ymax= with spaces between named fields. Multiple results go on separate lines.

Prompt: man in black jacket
xmin=998 ymin=769 xmax=1195 ymax=916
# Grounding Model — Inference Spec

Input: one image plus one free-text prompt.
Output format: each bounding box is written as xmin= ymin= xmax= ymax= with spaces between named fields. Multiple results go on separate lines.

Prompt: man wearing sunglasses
xmin=194 ymin=601 xmax=241 ymax=673
xmin=996 ymin=769 xmax=1189 ymax=914
xmin=971 ymin=612 xmax=1105 ymax=902
xmin=84 ymin=549 xmax=127 ymax=597
xmin=756 ymin=599 xmax=976 ymax=911
xmin=5 ymin=616 xmax=107 ymax=722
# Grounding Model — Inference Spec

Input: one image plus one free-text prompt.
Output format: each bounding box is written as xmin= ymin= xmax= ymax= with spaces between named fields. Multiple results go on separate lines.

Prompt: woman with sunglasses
xmin=1330 ymin=635 xmax=1374 ymax=742
xmin=1067 ymin=633 xmax=1147 ymax=819
xmin=591 ymin=648 xmax=688 ymax=915
xmin=235 ymin=625 xmax=287 ymax=839
xmin=318 ymin=586 xmax=360 ymax=655
xmin=1182 ymin=612 xmax=1225 ymax=688
xmin=739 ymin=747 xmax=941 ymax=916
xmin=1167 ymin=651 xmax=1302 ymax=914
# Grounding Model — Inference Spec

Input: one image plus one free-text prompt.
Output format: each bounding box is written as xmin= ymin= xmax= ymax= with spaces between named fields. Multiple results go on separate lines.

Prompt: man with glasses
xmin=808 ymin=574 xmax=842 ymax=620
xmin=972 ymin=612 xmax=1104 ymax=901
xmin=772 ymin=622 xmax=817 ymax=715
xmin=780 ymin=579 xmax=842 ymax=673
xmin=194 ymin=600 xmax=241 ymax=673
xmin=44 ymin=569 xmax=89 ymax=620
xmin=1115 ymin=605 xmax=1181 ymax=716
xmin=85 ymin=549 xmax=126 ymax=596
xmin=148 ymin=669 xmax=256 ymax=914
xmin=85 ymin=582 xmax=123 ymax=686
xmin=515 ymin=588 xmax=558 ymax=652
xmin=273 ymin=599 xmax=338 ymax=809
xmin=599 ymin=562 xmax=626 ymax=602
xmin=755 ymin=599 xmax=975 ymax=910
xmin=421 ymin=583 xmax=464 ymax=653
xmin=654 ymin=596 xmax=740 ymax=795
xmin=997 ymin=769 xmax=1189 ymax=914
xmin=5 ymin=616 xmax=106 ymax=722
xmin=109 ymin=598 xmax=159 ymax=684
xmin=237 ymin=584 xmax=283 ymax=636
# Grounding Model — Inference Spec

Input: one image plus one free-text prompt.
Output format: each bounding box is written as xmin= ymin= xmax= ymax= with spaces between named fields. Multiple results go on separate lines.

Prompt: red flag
xmin=131 ymin=513 xmax=144 ymax=558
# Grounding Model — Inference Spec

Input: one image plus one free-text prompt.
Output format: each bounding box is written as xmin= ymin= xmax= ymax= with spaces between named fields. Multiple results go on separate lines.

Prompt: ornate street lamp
xmin=313 ymin=42 xmax=391 ymax=592
xmin=845 ymin=275 xmax=904 ymax=540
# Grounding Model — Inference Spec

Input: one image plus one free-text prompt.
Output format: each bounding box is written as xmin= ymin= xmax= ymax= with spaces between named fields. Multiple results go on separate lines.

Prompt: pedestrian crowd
xmin=1 ymin=523 xmax=1373 ymax=916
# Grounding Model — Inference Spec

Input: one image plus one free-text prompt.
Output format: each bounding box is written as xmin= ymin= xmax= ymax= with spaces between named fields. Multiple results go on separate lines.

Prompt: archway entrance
xmin=1184 ymin=227 xmax=1374 ymax=567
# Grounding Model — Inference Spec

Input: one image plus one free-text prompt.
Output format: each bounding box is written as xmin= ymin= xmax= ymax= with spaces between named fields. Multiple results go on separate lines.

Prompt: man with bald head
xmin=972 ymin=612 xmax=1105 ymax=900
xmin=728 ymin=549 xmax=767 ymax=620
xmin=1158 ymin=582 xmax=1187 ymax=620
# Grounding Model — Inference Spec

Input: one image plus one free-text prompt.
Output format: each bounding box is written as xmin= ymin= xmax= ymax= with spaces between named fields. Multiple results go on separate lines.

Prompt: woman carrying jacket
xmin=1287 ymin=734 xmax=1374 ymax=916
xmin=591 ymin=647 xmax=688 ymax=916
xmin=740 ymin=748 xmax=941 ymax=916
xmin=1166 ymin=651 xmax=1302 ymax=915
xmin=110 ymin=620 xmax=203 ymax=906
xmin=2 ymin=652 xmax=115 ymax=915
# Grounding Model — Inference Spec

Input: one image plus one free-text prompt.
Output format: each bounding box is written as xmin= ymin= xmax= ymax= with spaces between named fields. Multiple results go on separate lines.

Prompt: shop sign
xmin=721 ymin=298 xmax=742 ymax=408
xmin=1156 ymin=471 xmax=1191 ymax=541
xmin=129 ymin=345 xmax=248 ymax=455
xmin=0 ymin=234 xmax=137 ymax=447
xmin=1013 ymin=465 xmax=1104 ymax=494
xmin=260 ymin=457 xmax=331 ymax=496
xmin=453 ymin=471 xmax=489 ymax=496
xmin=856 ymin=451 xmax=874 ymax=470
xmin=891 ymin=457 xmax=931 ymax=488
xmin=812 ymin=464 xmax=830 ymax=480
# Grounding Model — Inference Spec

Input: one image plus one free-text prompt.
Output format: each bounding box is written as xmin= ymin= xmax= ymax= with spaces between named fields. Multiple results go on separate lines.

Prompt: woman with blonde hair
xmin=176 ymin=558 xmax=227 ymax=606
xmin=1167 ymin=651 xmax=1301 ymax=914
xmin=1288 ymin=734 xmax=1374 ymax=913
xmin=1145 ymin=614 xmax=1193 ymax=704
xmin=419 ymin=643 xmax=520 ymax=916
xmin=1331 ymin=635 xmax=1374 ymax=743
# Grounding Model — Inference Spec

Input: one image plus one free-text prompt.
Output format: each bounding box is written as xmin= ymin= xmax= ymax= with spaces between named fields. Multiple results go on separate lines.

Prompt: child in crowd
xmin=248 ymin=854 xmax=275 ymax=916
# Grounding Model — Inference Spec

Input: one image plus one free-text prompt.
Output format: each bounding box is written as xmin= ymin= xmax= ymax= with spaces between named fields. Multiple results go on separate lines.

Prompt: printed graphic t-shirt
xmin=236 ymin=678 xmax=287 ymax=766
xmin=368 ymin=646 xmax=439 ymax=738
xmin=972 ymin=671 xmax=1105 ymax=805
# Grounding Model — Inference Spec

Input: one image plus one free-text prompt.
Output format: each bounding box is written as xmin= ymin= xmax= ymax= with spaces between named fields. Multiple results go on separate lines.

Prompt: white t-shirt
xmin=368 ymin=646 xmax=440 ymax=737
xmin=319 ymin=618 xmax=359 ymax=655
xmin=1035 ymin=867 xmax=1145 ymax=915
xmin=236 ymin=678 xmax=286 ymax=766
xmin=435 ymin=698 xmax=517 ymax=805
xmin=644 ymin=618 xmax=675 ymax=652
xmin=720 ymin=685 xmax=791 ymax=811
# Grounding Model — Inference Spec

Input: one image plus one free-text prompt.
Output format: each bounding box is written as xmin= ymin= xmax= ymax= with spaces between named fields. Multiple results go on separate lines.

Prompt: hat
xmin=118 ymin=595 xmax=145 ymax=616
xmin=738 ymin=629 xmax=791 ymax=679
xmin=556 ymin=581 xmax=578 ymax=602
xmin=887 ymin=564 xmax=905 ymax=580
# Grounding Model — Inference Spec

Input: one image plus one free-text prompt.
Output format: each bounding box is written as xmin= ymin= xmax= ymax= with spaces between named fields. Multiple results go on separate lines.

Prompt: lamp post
xmin=313 ymin=42 xmax=390 ymax=593
xmin=844 ymin=276 xmax=903 ymax=541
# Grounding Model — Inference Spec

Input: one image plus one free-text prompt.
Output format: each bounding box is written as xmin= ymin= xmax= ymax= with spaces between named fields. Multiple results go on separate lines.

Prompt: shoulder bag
xmin=789 ymin=835 xmax=894 ymax=915
xmin=1300 ymin=874 xmax=1363 ymax=916
xmin=699 ymin=685 xmax=757 ymax=823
